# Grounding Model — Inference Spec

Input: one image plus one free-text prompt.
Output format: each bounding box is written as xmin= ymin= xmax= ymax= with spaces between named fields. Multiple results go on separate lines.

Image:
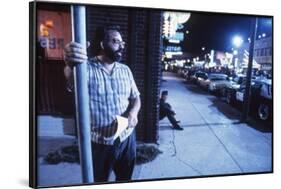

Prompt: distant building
xmin=233 ymin=36 xmax=272 ymax=73
xmin=254 ymin=37 xmax=272 ymax=71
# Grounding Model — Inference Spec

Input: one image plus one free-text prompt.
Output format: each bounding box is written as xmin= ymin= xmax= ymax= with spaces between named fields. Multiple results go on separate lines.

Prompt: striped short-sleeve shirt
xmin=87 ymin=57 xmax=140 ymax=145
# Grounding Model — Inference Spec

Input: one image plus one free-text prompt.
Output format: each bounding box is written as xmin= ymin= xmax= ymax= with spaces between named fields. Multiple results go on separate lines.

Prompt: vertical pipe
xmin=71 ymin=5 xmax=94 ymax=183
xmin=241 ymin=17 xmax=258 ymax=122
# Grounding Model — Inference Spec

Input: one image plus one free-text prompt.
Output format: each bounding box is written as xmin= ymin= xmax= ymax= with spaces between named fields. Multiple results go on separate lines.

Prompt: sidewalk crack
xmin=176 ymin=157 xmax=202 ymax=175
xmin=171 ymin=129 xmax=177 ymax=157
xmin=190 ymin=102 xmax=244 ymax=173
xmin=171 ymin=129 xmax=202 ymax=175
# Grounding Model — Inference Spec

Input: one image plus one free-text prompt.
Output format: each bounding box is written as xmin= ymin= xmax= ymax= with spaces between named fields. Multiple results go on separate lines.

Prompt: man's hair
xmin=91 ymin=25 xmax=121 ymax=55
xmin=161 ymin=90 xmax=168 ymax=96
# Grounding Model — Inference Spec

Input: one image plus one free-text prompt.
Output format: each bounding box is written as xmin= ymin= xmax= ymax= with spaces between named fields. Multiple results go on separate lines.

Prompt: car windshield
xmin=197 ymin=73 xmax=207 ymax=77
xmin=233 ymin=77 xmax=246 ymax=84
xmin=210 ymin=77 xmax=226 ymax=81
xmin=209 ymin=75 xmax=227 ymax=81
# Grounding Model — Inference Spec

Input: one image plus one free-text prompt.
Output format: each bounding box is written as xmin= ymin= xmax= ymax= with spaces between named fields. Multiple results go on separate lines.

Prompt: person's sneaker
xmin=173 ymin=125 xmax=184 ymax=130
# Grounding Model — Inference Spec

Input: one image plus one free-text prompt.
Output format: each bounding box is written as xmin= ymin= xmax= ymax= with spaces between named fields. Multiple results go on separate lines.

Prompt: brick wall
xmin=86 ymin=7 xmax=163 ymax=142
xmin=143 ymin=11 xmax=163 ymax=142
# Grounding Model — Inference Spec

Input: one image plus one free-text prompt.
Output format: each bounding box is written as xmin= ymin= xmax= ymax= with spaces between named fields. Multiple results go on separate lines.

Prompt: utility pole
xmin=240 ymin=17 xmax=258 ymax=122
xmin=71 ymin=5 xmax=94 ymax=183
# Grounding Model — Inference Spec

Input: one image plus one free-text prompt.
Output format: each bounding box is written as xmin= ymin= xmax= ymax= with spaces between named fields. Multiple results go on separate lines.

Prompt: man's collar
xmin=89 ymin=57 xmax=123 ymax=76
xmin=91 ymin=56 xmax=122 ymax=70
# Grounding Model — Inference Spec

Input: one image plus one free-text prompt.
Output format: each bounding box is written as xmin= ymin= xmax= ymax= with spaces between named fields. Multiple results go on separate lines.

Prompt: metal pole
xmin=240 ymin=17 xmax=258 ymax=122
xmin=71 ymin=5 xmax=94 ymax=183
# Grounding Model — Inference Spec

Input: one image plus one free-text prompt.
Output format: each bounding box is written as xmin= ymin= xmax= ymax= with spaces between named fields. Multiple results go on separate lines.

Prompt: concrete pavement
xmin=37 ymin=71 xmax=272 ymax=187
xmin=134 ymin=71 xmax=271 ymax=179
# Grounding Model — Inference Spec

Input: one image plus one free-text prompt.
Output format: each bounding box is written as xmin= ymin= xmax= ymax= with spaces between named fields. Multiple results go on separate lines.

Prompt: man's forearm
xmin=129 ymin=96 xmax=141 ymax=116
xmin=127 ymin=95 xmax=141 ymax=128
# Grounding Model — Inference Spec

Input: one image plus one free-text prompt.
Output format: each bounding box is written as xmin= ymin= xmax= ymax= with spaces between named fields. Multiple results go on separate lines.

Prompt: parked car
xmin=257 ymin=79 xmax=272 ymax=121
xmin=197 ymin=73 xmax=210 ymax=89
xmin=179 ymin=66 xmax=189 ymax=78
xmin=226 ymin=79 xmax=272 ymax=121
xmin=221 ymin=74 xmax=253 ymax=97
xmin=206 ymin=74 xmax=228 ymax=93
xmin=196 ymin=73 xmax=225 ymax=89
xmin=190 ymin=71 xmax=208 ymax=84
xmin=185 ymin=69 xmax=196 ymax=81
xmin=195 ymin=72 xmax=208 ymax=85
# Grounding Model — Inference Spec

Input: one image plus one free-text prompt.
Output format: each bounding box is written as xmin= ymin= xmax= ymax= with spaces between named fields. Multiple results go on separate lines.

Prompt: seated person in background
xmin=159 ymin=91 xmax=183 ymax=130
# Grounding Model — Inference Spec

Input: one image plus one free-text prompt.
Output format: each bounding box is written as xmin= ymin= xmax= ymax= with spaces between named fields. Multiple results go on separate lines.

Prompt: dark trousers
xmin=91 ymin=132 xmax=136 ymax=183
xmin=159 ymin=102 xmax=179 ymax=127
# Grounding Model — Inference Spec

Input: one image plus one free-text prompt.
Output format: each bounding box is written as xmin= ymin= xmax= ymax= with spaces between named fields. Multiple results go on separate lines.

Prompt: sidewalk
xmin=134 ymin=72 xmax=272 ymax=180
xmin=37 ymin=72 xmax=272 ymax=187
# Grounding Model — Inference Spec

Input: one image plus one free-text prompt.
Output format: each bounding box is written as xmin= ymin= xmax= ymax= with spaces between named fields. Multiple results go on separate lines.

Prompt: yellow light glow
xmin=40 ymin=24 xmax=49 ymax=37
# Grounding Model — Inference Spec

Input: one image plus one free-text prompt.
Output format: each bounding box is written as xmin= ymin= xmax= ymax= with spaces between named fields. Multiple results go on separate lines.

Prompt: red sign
xmin=37 ymin=10 xmax=71 ymax=60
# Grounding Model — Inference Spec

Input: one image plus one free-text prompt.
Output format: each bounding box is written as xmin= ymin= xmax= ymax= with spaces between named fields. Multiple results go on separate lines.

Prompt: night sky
xmin=180 ymin=12 xmax=272 ymax=55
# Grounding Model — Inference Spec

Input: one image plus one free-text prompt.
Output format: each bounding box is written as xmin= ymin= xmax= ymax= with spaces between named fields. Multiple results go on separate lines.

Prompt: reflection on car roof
xmin=209 ymin=73 xmax=228 ymax=78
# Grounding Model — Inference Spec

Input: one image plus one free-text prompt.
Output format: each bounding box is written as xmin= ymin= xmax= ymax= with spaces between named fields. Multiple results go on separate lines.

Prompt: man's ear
xmin=100 ymin=41 xmax=104 ymax=50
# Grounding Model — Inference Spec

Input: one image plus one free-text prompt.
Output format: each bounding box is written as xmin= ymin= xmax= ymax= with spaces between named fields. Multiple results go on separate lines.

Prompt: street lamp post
xmin=240 ymin=17 xmax=258 ymax=122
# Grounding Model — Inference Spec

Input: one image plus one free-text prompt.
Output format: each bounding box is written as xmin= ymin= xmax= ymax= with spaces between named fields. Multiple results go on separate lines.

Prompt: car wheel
xmin=258 ymin=103 xmax=270 ymax=121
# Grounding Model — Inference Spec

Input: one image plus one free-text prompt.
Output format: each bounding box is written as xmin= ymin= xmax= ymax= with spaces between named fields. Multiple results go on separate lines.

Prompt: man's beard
xmin=103 ymin=45 xmax=123 ymax=63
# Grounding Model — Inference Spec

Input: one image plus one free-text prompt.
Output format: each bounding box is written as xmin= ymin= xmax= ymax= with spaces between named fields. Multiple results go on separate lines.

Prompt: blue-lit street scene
xmin=161 ymin=12 xmax=272 ymax=124
xmin=34 ymin=2 xmax=273 ymax=187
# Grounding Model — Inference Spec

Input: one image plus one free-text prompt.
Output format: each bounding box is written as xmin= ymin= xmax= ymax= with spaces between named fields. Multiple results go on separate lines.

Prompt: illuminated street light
xmin=201 ymin=47 xmax=205 ymax=51
xmin=262 ymin=33 xmax=266 ymax=37
xmin=232 ymin=35 xmax=243 ymax=48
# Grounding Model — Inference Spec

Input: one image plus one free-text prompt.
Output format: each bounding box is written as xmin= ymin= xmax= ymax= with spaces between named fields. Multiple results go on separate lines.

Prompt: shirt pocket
xmin=116 ymin=77 xmax=131 ymax=96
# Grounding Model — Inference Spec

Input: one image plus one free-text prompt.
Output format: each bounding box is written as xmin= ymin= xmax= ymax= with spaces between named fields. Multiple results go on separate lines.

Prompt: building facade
xmin=36 ymin=2 xmax=163 ymax=143
xmin=254 ymin=37 xmax=272 ymax=71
